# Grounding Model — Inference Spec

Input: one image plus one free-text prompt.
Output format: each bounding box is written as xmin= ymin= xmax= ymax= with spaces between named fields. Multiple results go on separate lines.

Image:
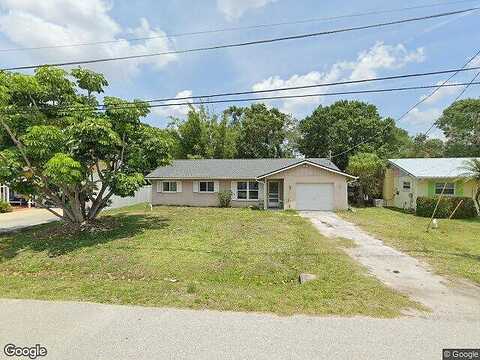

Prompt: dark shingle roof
xmin=146 ymin=158 xmax=343 ymax=179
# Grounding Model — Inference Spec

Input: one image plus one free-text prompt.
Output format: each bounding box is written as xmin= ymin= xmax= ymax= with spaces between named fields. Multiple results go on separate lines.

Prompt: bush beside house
xmin=218 ymin=190 xmax=233 ymax=208
xmin=0 ymin=200 xmax=12 ymax=213
xmin=416 ymin=196 xmax=477 ymax=219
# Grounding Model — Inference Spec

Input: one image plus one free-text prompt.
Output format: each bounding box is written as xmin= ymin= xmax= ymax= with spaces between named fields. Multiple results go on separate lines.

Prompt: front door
xmin=268 ymin=181 xmax=280 ymax=208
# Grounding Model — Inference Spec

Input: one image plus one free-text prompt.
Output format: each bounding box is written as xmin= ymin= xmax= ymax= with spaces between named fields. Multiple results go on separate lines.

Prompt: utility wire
xmin=3 ymin=65 xmax=480 ymax=114
xmin=1 ymin=7 xmax=476 ymax=71
xmin=331 ymin=48 xmax=480 ymax=159
xmin=0 ymin=0 xmax=476 ymax=53
xmin=3 ymin=82 xmax=480 ymax=116
xmin=423 ymin=70 xmax=480 ymax=136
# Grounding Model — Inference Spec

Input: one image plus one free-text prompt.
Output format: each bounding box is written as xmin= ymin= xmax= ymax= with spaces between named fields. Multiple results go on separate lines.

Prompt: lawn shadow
xmin=0 ymin=213 xmax=169 ymax=260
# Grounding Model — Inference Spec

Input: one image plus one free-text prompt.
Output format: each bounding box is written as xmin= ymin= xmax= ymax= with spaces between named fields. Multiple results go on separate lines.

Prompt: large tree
xmin=346 ymin=152 xmax=385 ymax=205
xmin=405 ymin=134 xmax=445 ymax=158
xmin=298 ymin=100 xmax=407 ymax=169
xmin=225 ymin=104 xmax=295 ymax=158
xmin=169 ymin=106 xmax=237 ymax=159
xmin=0 ymin=67 xmax=171 ymax=229
xmin=437 ymin=99 xmax=480 ymax=157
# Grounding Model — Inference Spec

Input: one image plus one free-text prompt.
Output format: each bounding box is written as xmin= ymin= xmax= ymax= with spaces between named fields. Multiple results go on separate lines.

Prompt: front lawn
xmin=0 ymin=205 xmax=416 ymax=317
xmin=339 ymin=208 xmax=480 ymax=285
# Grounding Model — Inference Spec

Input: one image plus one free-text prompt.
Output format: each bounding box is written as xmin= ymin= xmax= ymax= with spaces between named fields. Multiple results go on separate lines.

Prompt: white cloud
xmin=152 ymin=90 xmax=194 ymax=119
xmin=403 ymin=107 xmax=442 ymax=125
xmin=217 ymin=0 xmax=277 ymax=21
xmin=342 ymin=42 xmax=425 ymax=81
xmin=0 ymin=0 xmax=177 ymax=78
xmin=252 ymin=42 xmax=425 ymax=115
xmin=420 ymin=81 xmax=460 ymax=105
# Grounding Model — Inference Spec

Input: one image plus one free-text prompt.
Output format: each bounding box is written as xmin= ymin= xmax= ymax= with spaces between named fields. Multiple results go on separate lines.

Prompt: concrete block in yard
xmin=299 ymin=273 xmax=317 ymax=284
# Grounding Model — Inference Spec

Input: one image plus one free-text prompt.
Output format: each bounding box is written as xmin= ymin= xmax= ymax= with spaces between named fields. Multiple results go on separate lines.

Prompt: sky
xmin=0 ymin=0 xmax=479 ymax=139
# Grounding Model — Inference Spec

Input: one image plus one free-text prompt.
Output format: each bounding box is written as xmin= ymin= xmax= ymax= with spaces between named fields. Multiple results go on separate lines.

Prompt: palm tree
xmin=463 ymin=158 xmax=480 ymax=210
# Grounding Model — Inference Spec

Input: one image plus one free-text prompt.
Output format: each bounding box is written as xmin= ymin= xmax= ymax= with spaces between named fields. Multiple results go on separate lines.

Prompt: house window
xmin=162 ymin=181 xmax=177 ymax=192
xmin=402 ymin=181 xmax=411 ymax=191
xmin=435 ymin=183 xmax=455 ymax=195
xmin=199 ymin=181 xmax=214 ymax=193
xmin=237 ymin=181 xmax=259 ymax=200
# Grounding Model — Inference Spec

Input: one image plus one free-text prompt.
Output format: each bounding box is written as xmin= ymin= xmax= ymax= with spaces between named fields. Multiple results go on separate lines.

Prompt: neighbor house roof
xmin=146 ymin=158 xmax=354 ymax=180
xmin=388 ymin=158 xmax=478 ymax=179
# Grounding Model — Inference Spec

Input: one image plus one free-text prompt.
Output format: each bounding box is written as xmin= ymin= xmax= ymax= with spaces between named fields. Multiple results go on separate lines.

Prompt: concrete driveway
xmin=300 ymin=211 xmax=480 ymax=320
xmin=0 ymin=208 xmax=61 ymax=233
xmin=0 ymin=298 xmax=478 ymax=360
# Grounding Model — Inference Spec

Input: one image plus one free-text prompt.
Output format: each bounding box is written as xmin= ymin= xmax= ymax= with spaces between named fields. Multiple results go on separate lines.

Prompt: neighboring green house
xmin=383 ymin=158 xmax=479 ymax=210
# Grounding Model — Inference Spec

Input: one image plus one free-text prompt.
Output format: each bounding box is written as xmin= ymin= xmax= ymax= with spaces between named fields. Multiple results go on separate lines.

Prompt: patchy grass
xmin=0 ymin=205 xmax=417 ymax=317
xmin=339 ymin=207 xmax=480 ymax=285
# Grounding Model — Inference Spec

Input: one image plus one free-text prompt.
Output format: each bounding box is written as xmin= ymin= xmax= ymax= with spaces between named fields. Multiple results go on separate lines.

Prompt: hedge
xmin=416 ymin=196 xmax=478 ymax=219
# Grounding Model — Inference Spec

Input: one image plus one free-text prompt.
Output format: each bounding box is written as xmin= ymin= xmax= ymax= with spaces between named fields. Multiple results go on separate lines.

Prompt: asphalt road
xmin=0 ymin=209 xmax=61 ymax=233
xmin=0 ymin=299 xmax=478 ymax=360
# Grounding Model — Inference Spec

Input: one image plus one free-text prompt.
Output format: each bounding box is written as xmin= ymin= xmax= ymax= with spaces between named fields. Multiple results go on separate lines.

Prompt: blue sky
xmin=0 ymin=0 xmax=478 ymax=138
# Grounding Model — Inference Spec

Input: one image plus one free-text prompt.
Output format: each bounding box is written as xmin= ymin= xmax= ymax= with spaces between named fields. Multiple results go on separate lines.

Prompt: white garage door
xmin=296 ymin=183 xmax=334 ymax=210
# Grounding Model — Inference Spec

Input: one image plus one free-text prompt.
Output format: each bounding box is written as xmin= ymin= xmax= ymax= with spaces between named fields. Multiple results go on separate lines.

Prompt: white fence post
xmin=0 ymin=184 xmax=9 ymax=204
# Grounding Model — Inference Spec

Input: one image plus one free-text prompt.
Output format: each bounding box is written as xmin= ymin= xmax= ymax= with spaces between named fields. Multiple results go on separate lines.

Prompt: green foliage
xmin=0 ymin=200 xmax=12 ymax=213
xmin=0 ymin=67 xmax=171 ymax=226
xmin=437 ymin=99 xmax=480 ymax=157
xmin=226 ymin=103 xmax=295 ymax=158
xmin=416 ymin=196 xmax=477 ymax=219
xmin=463 ymin=158 xmax=480 ymax=207
xmin=405 ymin=134 xmax=445 ymax=158
xmin=218 ymin=190 xmax=232 ymax=208
xmin=169 ymin=106 xmax=237 ymax=159
xmin=43 ymin=153 xmax=83 ymax=186
xmin=347 ymin=152 xmax=385 ymax=202
xmin=298 ymin=100 xmax=407 ymax=169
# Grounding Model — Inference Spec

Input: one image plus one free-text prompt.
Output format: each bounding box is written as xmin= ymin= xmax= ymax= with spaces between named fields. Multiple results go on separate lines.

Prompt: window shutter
xmin=455 ymin=181 xmax=463 ymax=196
xmin=428 ymin=181 xmax=435 ymax=197
xmin=157 ymin=181 xmax=163 ymax=193
xmin=214 ymin=181 xmax=220 ymax=193
xmin=177 ymin=181 xmax=182 ymax=193
xmin=258 ymin=182 xmax=264 ymax=200
xmin=193 ymin=181 xmax=199 ymax=193
xmin=231 ymin=181 xmax=237 ymax=200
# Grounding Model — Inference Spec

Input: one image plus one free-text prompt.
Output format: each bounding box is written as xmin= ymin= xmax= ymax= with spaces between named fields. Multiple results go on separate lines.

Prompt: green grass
xmin=339 ymin=207 xmax=480 ymax=285
xmin=0 ymin=205 xmax=417 ymax=317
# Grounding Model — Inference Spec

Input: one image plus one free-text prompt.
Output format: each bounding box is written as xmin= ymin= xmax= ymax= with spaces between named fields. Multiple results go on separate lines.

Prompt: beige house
xmin=383 ymin=158 xmax=479 ymax=210
xmin=146 ymin=158 xmax=356 ymax=210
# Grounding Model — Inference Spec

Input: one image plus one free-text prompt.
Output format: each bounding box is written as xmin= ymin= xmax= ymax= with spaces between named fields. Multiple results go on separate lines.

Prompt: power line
xmin=1 ymin=7 xmax=476 ymax=72
xmin=424 ymin=70 xmax=480 ymax=136
xmin=4 ymin=65 xmax=480 ymax=115
xmin=0 ymin=0 xmax=476 ymax=53
xmin=331 ymin=48 xmax=480 ymax=159
xmin=3 ymin=81 xmax=480 ymax=116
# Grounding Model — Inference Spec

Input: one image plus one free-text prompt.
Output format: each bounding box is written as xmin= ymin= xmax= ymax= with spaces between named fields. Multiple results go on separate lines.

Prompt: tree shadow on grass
xmin=0 ymin=214 xmax=170 ymax=260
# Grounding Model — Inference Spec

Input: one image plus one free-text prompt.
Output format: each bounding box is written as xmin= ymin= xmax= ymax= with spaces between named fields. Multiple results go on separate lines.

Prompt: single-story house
xmin=145 ymin=158 xmax=356 ymax=210
xmin=383 ymin=157 xmax=479 ymax=210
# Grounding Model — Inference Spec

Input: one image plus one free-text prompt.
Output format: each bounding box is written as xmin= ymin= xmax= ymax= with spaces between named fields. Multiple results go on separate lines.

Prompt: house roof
xmin=146 ymin=158 xmax=351 ymax=180
xmin=388 ymin=158 xmax=478 ymax=179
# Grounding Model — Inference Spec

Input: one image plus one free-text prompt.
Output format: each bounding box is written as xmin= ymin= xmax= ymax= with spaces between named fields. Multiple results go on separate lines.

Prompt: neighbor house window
xmin=402 ymin=181 xmax=411 ymax=191
xmin=435 ymin=182 xmax=454 ymax=195
xmin=162 ymin=181 xmax=177 ymax=192
xmin=237 ymin=181 xmax=259 ymax=200
xmin=199 ymin=181 xmax=214 ymax=193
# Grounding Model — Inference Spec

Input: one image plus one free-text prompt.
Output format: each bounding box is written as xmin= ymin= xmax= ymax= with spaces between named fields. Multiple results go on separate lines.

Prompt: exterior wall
xmin=266 ymin=163 xmax=348 ymax=210
xmin=384 ymin=164 xmax=478 ymax=209
xmin=150 ymin=179 xmax=262 ymax=208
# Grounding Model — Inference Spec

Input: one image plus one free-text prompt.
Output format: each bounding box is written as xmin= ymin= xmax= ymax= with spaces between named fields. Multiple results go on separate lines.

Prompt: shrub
xmin=0 ymin=200 xmax=12 ymax=213
xmin=218 ymin=190 xmax=232 ymax=208
xmin=416 ymin=196 xmax=478 ymax=219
